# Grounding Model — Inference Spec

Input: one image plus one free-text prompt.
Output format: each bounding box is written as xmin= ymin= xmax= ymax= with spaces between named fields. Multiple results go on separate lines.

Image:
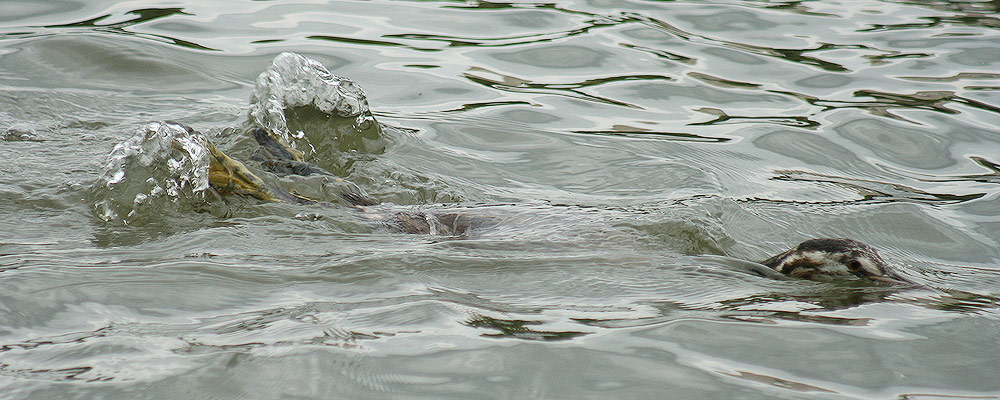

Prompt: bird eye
xmin=847 ymin=260 xmax=863 ymax=273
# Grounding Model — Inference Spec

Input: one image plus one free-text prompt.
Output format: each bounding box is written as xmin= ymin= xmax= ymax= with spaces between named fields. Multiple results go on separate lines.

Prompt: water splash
xmin=248 ymin=52 xmax=383 ymax=163
xmin=2 ymin=123 xmax=40 ymax=141
xmin=93 ymin=121 xmax=213 ymax=225
xmin=91 ymin=53 xmax=391 ymax=226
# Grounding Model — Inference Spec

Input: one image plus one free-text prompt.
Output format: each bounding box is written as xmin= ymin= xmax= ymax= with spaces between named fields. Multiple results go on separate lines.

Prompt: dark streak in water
xmin=863 ymin=51 xmax=933 ymax=66
xmin=465 ymin=315 xmax=589 ymax=341
xmin=851 ymin=90 xmax=1000 ymax=121
xmin=769 ymin=170 xmax=986 ymax=205
xmin=722 ymin=370 xmax=837 ymax=393
xmin=29 ymin=8 xmax=217 ymax=51
xmin=914 ymin=156 xmax=1000 ymax=185
xmin=621 ymin=43 xmax=697 ymax=65
xmin=0 ymin=326 xmax=111 ymax=354
xmin=768 ymin=89 xmax=1000 ymax=124
xmin=901 ymin=290 xmax=1000 ymax=316
xmin=723 ymin=312 xmax=873 ymax=326
xmin=687 ymin=72 xmax=761 ymax=89
xmin=464 ymin=67 xmax=676 ymax=108
xmin=573 ymin=128 xmax=731 ymax=143
xmin=313 ymin=1 xmax=616 ymax=52
xmin=625 ymin=11 xmax=941 ymax=72
xmin=621 ymin=12 xmax=854 ymax=72
xmin=307 ymin=35 xmax=430 ymax=51
xmin=718 ymin=286 xmax=899 ymax=313
xmin=42 ymin=8 xmax=189 ymax=29
xmin=0 ymin=363 xmax=95 ymax=382
xmin=859 ymin=14 xmax=1000 ymax=32
xmin=433 ymin=0 xmax=602 ymax=19
xmin=733 ymin=0 xmax=841 ymax=17
xmin=689 ymin=107 xmax=820 ymax=129
xmin=888 ymin=0 xmax=1000 ymax=15
xmin=441 ymin=100 xmax=535 ymax=113
xmin=859 ymin=0 xmax=1000 ymax=35
xmin=384 ymin=18 xmax=615 ymax=48
xmin=900 ymin=72 xmax=1000 ymax=82
xmin=373 ymin=101 xmax=535 ymax=123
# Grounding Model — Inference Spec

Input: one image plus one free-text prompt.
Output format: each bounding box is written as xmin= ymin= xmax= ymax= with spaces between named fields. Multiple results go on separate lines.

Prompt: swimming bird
xmin=189 ymin=124 xmax=912 ymax=284
xmin=761 ymin=238 xmax=910 ymax=284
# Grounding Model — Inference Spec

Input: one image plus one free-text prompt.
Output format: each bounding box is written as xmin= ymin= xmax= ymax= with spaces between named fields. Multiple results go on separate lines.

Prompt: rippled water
xmin=2 ymin=0 xmax=1000 ymax=398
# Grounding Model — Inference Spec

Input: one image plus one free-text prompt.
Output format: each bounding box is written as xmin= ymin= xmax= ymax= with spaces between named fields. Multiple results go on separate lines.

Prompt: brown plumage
xmin=761 ymin=238 xmax=909 ymax=284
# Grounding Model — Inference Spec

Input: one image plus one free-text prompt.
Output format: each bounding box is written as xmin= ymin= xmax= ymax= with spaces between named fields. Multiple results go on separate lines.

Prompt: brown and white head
xmin=762 ymin=238 xmax=910 ymax=284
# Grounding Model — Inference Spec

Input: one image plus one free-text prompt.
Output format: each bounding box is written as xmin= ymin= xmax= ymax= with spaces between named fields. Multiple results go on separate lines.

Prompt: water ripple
xmin=4 ymin=0 xmax=1000 ymax=397
xmin=769 ymin=170 xmax=986 ymax=205
xmin=463 ymin=66 xmax=676 ymax=108
xmin=9 ymin=7 xmax=218 ymax=51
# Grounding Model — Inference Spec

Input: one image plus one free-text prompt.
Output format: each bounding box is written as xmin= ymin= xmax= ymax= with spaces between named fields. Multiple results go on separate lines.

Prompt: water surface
xmin=2 ymin=0 xmax=999 ymax=398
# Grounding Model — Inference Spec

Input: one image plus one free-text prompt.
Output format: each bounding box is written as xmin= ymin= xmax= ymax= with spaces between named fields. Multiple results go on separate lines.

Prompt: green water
xmin=2 ymin=0 xmax=999 ymax=398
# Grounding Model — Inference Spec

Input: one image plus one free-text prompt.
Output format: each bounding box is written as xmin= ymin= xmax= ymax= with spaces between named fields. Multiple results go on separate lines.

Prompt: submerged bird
xmin=760 ymin=238 xmax=909 ymax=284
xmin=186 ymin=123 xmax=911 ymax=284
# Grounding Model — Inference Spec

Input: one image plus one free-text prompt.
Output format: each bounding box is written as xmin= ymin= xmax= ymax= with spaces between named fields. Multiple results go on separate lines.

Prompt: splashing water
xmin=92 ymin=53 xmax=389 ymax=225
xmin=93 ymin=122 xmax=213 ymax=225
xmin=248 ymin=52 xmax=382 ymax=161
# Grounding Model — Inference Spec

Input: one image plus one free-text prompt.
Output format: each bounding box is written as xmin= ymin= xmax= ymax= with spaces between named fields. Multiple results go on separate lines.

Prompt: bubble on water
xmin=2 ymin=123 xmax=39 ymax=141
xmin=93 ymin=121 xmax=213 ymax=225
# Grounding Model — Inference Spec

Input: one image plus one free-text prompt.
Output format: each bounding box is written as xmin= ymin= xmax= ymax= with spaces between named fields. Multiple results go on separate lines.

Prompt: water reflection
xmin=769 ymin=170 xmax=985 ymax=205
xmin=464 ymin=66 xmax=675 ymax=108
xmin=572 ymin=126 xmax=731 ymax=142
xmin=0 ymin=365 xmax=93 ymax=383
xmin=888 ymin=0 xmax=1000 ymax=14
xmin=627 ymin=12 xmax=883 ymax=73
xmin=35 ymin=7 xmax=215 ymax=51
xmin=719 ymin=287 xmax=898 ymax=316
xmin=898 ymin=289 xmax=1000 ymax=316
xmin=42 ymin=8 xmax=187 ymax=29
xmin=689 ymin=107 xmax=819 ymax=129
xmin=385 ymin=26 xmax=607 ymax=48
xmin=310 ymin=0 xmax=616 ymax=52
xmin=431 ymin=0 xmax=601 ymax=17
xmin=756 ymin=88 xmax=1000 ymax=128
xmin=307 ymin=34 xmax=417 ymax=51
xmin=861 ymin=12 xmax=1000 ymax=32
xmin=465 ymin=315 xmax=590 ymax=341
xmin=2 ymin=0 xmax=1000 ymax=396
xmin=846 ymin=90 xmax=1000 ymax=120
xmin=620 ymin=42 xmax=698 ymax=64
xmin=927 ymin=156 xmax=1000 ymax=185
xmin=727 ymin=0 xmax=840 ymax=17
xmin=901 ymin=72 xmax=1000 ymax=83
